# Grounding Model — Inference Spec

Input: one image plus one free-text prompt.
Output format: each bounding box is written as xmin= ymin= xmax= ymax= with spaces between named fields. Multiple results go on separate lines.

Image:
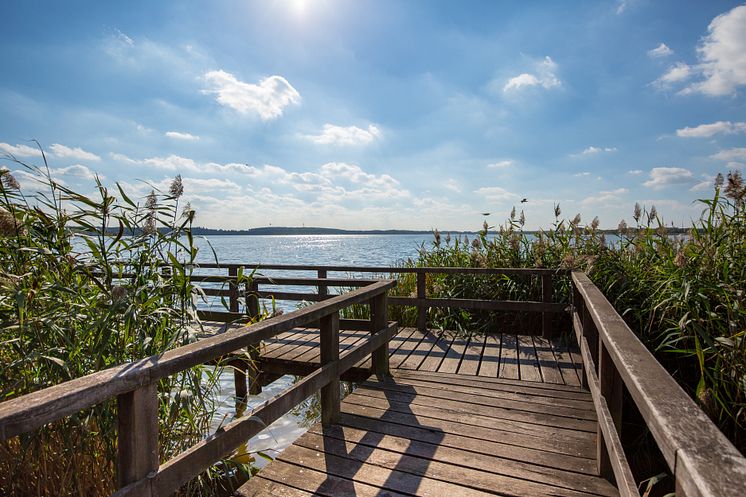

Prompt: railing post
xmin=317 ymin=269 xmax=327 ymax=298
xmin=320 ymin=311 xmax=340 ymax=426
xmin=228 ymin=266 xmax=239 ymax=313
xmin=541 ymin=273 xmax=553 ymax=338
xmin=417 ymin=271 xmax=426 ymax=331
xmin=244 ymin=278 xmax=262 ymax=394
xmin=245 ymin=279 xmax=260 ymax=320
xmin=581 ymin=304 xmax=595 ymax=390
xmin=598 ymin=339 xmax=624 ymax=481
xmin=233 ymin=361 xmax=248 ymax=401
xmin=371 ymin=292 xmax=390 ymax=379
xmin=117 ymin=383 xmax=159 ymax=490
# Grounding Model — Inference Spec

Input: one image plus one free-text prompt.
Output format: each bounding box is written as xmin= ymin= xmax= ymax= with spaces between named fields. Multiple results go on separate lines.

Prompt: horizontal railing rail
xmin=187 ymin=263 xmax=568 ymax=337
xmin=0 ymin=279 xmax=397 ymax=497
xmin=571 ymin=271 xmax=746 ymax=497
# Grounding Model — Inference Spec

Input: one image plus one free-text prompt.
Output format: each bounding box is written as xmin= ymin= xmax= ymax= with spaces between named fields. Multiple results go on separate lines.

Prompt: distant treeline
xmin=85 ymin=225 xmax=692 ymax=237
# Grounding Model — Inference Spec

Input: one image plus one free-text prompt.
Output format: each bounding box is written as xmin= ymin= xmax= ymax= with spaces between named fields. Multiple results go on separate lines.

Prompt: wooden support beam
xmin=117 ymin=383 xmax=159 ymax=490
xmin=317 ymin=269 xmax=328 ymax=297
xmin=541 ymin=273 xmax=553 ymax=338
xmin=233 ymin=364 xmax=247 ymax=401
xmin=370 ymin=292 xmax=390 ymax=379
xmin=228 ymin=267 xmax=239 ymax=313
xmin=417 ymin=272 xmax=426 ymax=331
xmin=320 ymin=312 xmax=340 ymax=426
xmin=598 ymin=340 xmax=624 ymax=481
xmin=248 ymin=346 xmax=262 ymax=395
xmin=246 ymin=280 xmax=260 ymax=320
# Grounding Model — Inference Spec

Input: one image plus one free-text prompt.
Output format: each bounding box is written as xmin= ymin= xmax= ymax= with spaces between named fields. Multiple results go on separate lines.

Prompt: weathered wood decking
xmin=220 ymin=325 xmax=612 ymax=496
xmin=236 ymin=368 xmax=618 ymax=497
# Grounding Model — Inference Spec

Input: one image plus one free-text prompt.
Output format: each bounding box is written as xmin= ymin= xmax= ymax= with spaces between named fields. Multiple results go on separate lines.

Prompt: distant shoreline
xmin=188 ymin=226 xmax=691 ymax=236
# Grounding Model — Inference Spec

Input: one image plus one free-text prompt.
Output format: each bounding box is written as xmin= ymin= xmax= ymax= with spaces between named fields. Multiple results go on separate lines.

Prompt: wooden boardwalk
xmin=236 ymin=369 xmax=618 ymax=497
xmin=203 ymin=324 xmax=585 ymax=386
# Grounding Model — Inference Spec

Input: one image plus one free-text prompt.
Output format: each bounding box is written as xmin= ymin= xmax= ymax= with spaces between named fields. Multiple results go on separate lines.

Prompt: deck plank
xmin=437 ymin=331 xmax=466 ymax=373
xmin=533 ymin=336 xmax=565 ymax=384
xmin=456 ymin=334 xmax=484 ymax=375
xmin=418 ymin=332 xmax=453 ymax=371
xmin=477 ymin=334 xmax=500 ymax=377
xmin=517 ymin=334 xmax=543 ymax=382
xmin=497 ymin=333 xmax=520 ymax=379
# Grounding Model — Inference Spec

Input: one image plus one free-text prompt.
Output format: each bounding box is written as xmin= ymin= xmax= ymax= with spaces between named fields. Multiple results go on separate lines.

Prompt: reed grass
xmin=0 ymin=148 xmax=245 ymax=496
xmin=399 ymin=172 xmax=745 ymax=452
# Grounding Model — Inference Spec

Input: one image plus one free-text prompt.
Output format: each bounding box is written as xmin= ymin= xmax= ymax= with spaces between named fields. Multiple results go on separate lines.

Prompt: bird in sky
xmin=481 ymin=212 xmax=490 ymax=216
xmin=521 ymin=198 xmax=528 ymax=203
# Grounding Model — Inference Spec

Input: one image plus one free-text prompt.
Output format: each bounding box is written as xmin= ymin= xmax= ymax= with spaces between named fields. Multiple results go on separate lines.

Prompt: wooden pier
xmin=1 ymin=265 xmax=745 ymax=497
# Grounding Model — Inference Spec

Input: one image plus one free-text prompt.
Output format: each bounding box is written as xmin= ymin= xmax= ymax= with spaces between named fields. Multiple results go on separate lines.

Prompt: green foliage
xmin=0 ymin=152 xmax=235 ymax=496
xmin=401 ymin=181 xmax=745 ymax=452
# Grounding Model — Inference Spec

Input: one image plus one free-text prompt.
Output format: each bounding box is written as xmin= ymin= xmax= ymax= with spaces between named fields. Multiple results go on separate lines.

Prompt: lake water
xmin=201 ymin=234 xmax=435 ymax=468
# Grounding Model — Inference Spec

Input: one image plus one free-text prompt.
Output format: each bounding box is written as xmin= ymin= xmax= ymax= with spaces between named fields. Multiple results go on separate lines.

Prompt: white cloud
xmin=654 ymin=62 xmax=693 ymax=88
xmin=581 ymin=188 xmax=628 ymax=205
xmin=577 ymin=146 xmax=618 ymax=156
xmin=305 ymin=124 xmax=381 ymax=146
xmin=676 ymin=121 xmax=746 ymax=138
xmin=654 ymin=6 xmax=746 ymax=96
xmin=503 ymin=56 xmax=561 ymax=92
xmin=475 ymin=186 xmax=519 ymax=202
xmin=165 ymin=131 xmax=200 ymax=141
xmin=684 ymin=5 xmax=746 ymax=96
xmin=648 ymin=43 xmax=673 ymax=58
xmin=182 ymin=177 xmax=240 ymax=192
xmin=143 ymin=154 xmax=198 ymax=171
xmin=0 ymin=142 xmax=42 ymax=157
xmin=504 ymin=73 xmax=540 ymax=91
xmin=643 ymin=167 xmax=694 ymax=190
xmin=202 ymin=70 xmax=300 ymax=120
xmin=486 ymin=160 xmax=514 ymax=169
xmin=616 ymin=0 xmax=629 ymax=15
xmin=444 ymin=179 xmax=461 ymax=193
xmin=52 ymin=164 xmax=100 ymax=181
xmin=318 ymin=162 xmax=400 ymax=189
xmin=711 ymin=148 xmax=746 ymax=161
xmin=49 ymin=143 xmax=101 ymax=161
xmin=110 ymin=152 xmax=141 ymax=164
xmin=628 ymin=169 xmax=644 ymax=175
xmin=574 ymin=172 xmax=592 ymax=177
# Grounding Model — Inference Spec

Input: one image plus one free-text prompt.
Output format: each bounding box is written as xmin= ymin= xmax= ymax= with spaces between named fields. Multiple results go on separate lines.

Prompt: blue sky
xmin=1 ymin=0 xmax=745 ymax=230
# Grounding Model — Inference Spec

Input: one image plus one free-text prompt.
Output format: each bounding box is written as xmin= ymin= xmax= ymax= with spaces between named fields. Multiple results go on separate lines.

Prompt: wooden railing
xmin=0 ymin=279 xmax=397 ymax=497
xmin=193 ymin=263 xmax=567 ymax=337
xmin=571 ymin=271 xmax=746 ymax=497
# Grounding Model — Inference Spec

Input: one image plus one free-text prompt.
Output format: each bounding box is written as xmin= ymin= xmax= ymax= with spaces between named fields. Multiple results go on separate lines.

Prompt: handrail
xmin=571 ymin=271 xmax=746 ymax=497
xmin=0 ymin=279 xmax=396 ymax=497
xmin=193 ymin=262 xmax=563 ymax=275
xmin=189 ymin=263 xmax=568 ymax=337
